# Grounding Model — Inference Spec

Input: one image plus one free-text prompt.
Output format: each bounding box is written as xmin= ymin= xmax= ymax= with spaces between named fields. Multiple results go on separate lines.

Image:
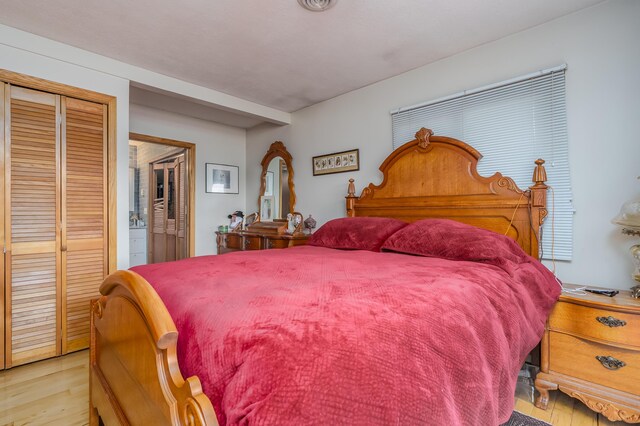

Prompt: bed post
xmin=529 ymin=159 xmax=549 ymax=256
xmin=346 ymin=178 xmax=357 ymax=217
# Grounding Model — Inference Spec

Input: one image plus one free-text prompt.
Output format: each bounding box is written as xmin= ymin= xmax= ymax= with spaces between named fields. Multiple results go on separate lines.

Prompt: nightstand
xmin=535 ymin=283 xmax=640 ymax=423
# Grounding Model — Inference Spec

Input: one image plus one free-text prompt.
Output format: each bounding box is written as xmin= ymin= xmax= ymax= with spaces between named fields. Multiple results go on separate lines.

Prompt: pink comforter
xmin=132 ymin=245 xmax=560 ymax=425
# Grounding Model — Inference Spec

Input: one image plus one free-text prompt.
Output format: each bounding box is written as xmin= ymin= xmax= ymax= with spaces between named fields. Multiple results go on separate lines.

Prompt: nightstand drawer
xmin=550 ymin=302 xmax=639 ymax=347
xmin=549 ymin=332 xmax=640 ymax=395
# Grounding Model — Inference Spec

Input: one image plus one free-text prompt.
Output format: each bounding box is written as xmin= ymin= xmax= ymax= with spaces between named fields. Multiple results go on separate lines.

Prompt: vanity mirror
xmin=258 ymin=141 xmax=296 ymax=220
xmin=215 ymin=141 xmax=308 ymax=254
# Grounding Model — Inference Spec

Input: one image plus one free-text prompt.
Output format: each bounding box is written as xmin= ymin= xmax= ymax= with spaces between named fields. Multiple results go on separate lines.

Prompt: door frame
xmin=129 ymin=133 xmax=196 ymax=258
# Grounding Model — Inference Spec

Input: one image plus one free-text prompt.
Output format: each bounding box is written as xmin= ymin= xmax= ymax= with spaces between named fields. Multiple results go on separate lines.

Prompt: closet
xmin=1 ymin=82 xmax=108 ymax=368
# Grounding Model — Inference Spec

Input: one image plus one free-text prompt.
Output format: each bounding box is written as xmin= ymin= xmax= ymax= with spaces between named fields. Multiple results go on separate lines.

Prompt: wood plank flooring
xmin=0 ymin=351 xmax=88 ymax=426
xmin=0 ymin=351 xmax=631 ymax=425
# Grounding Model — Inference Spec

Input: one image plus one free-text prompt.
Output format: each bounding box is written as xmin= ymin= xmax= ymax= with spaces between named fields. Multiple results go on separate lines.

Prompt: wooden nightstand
xmin=535 ymin=283 xmax=640 ymax=423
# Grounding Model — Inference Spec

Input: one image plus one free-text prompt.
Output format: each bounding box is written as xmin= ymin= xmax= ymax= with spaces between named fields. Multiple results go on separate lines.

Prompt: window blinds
xmin=391 ymin=66 xmax=572 ymax=260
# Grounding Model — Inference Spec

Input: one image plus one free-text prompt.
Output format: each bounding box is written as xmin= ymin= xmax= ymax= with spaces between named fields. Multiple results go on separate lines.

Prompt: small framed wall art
xmin=312 ymin=149 xmax=359 ymax=176
xmin=206 ymin=163 xmax=239 ymax=194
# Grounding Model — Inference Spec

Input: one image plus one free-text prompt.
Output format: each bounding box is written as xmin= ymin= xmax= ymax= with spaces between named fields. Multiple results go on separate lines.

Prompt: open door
xmin=148 ymin=151 xmax=187 ymax=264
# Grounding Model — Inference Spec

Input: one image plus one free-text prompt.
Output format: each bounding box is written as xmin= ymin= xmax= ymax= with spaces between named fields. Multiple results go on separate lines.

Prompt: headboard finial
xmin=532 ymin=158 xmax=547 ymax=186
xmin=415 ymin=128 xmax=434 ymax=149
xmin=346 ymin=179 xmax=357 ymax=217
xmin=530 ymin=158 xmax=549 ymax=230
xmin=347 ymin=178 xmax=356 ymax=197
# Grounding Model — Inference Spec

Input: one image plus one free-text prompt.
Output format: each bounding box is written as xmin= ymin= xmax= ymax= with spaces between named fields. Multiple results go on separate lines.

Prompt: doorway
xmin=149 ymin=151 xmax=186 ymax=263
xmin=128 ymin=133 xmax=195 ymax=266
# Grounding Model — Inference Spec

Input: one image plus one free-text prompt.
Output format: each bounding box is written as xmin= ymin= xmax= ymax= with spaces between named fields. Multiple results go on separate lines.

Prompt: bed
xmin=90 ymin=128 xmax=559 ymax=425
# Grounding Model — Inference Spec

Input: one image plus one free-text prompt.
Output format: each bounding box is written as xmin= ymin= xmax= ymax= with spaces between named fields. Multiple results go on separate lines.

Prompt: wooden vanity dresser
xmin=535 ymin=283 xmax=640 ymax=423
xmin=216 ymin=230 xmax=308 ymax=254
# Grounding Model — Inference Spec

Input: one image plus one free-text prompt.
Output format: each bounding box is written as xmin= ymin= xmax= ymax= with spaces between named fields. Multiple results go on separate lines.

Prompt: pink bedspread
xmin=131 ymin=246 xmax=560 ymax=425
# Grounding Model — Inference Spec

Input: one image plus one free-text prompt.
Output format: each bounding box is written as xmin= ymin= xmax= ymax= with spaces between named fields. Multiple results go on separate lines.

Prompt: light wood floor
xmin=0 ymin=351 xmax=88 ymax=426
xmin=514 ymin=382 xmax=625 ymax=426
xmin=0 ymin=351 xmax=630 ymax=425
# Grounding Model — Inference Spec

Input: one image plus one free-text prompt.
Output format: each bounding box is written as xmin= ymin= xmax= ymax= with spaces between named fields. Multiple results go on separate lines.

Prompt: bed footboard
xmin=90 ymin=270 xmax=218 ymax=426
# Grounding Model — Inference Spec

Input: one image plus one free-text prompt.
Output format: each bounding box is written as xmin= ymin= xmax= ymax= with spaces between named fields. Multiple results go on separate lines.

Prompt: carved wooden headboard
xmin=346 ymin=128 xmax=548 ymax=258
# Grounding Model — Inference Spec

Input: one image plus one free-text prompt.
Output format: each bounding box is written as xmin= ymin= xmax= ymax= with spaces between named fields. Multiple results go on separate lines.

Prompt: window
xmin=391 ymin=66 xmax=572 ymax=260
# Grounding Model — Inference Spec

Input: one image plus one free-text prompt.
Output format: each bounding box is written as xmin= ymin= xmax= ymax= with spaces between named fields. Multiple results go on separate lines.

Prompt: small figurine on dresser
xmin=286 ymin=213 xmax=296 ymax=234
xmin=285 ymin=213 xmax=303 ymax=234
xmin=304 ymin=215 xmax=317 ymax=234
xmin=228 ymin=210 xmax=244 ymax=231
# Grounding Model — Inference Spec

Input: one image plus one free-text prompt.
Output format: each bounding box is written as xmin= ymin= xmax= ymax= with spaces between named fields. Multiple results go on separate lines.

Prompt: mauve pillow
xmin=380 ymin=218 xmax=527 ymax=263
xmin=308 ymin=217 xmax=408 ymax=252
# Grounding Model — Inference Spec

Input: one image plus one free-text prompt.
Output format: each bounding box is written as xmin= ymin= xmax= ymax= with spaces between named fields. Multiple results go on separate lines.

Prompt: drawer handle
xmin=596 ymin=316 xmax=627 ymax=327
xmin=596 ymin=355 xmax=626 ymax=370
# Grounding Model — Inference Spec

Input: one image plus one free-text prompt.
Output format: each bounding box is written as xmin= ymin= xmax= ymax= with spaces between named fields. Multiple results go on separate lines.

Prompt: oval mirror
xmin=258 ymin=141 xmax=296 ymax=221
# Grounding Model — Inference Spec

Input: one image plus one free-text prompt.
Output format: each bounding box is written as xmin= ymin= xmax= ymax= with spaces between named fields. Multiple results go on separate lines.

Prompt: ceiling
xmin=0 ymin=0 xmax=602 ymax=114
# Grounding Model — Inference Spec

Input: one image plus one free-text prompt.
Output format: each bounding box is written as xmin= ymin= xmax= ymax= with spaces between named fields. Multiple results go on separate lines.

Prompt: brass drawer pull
xmin=596 ymin=316 xmax=627 ymax=327
xmin=595 ymin=355 xmax=626 ymax=370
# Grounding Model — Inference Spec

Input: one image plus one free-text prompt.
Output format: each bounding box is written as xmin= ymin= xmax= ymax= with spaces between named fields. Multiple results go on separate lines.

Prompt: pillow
xmin=308 ymin=217 xmax=408 ymax=252
xmin=380 ymin=218 xmax=527 ymax=263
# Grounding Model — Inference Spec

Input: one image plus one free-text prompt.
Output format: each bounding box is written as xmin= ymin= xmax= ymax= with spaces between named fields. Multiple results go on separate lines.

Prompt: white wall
xmin=1 ymin=25 xmax=253 ymax=266
xmin=0 ymin=43 xmax=131 ymax=269
xmin=247 ymin=0 xmax=640 ymax=289
xmin=130 ymin=104 xmax=246 ymax=256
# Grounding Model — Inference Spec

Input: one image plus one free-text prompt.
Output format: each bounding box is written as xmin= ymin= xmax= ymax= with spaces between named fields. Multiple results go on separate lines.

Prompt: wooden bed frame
xmin=90 ymin=128 xmax=548 ymax=425
xmin=346 ymin=128 xmax=548 ymax=258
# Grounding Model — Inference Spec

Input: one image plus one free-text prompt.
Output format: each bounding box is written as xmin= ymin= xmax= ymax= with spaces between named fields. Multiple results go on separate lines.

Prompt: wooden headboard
xmin=346 ymin=128 xmax=548 ymax=258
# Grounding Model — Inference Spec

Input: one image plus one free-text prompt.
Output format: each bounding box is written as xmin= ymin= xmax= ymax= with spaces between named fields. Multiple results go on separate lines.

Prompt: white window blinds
xmin=391 ymin=65 xmax=572 ymax=260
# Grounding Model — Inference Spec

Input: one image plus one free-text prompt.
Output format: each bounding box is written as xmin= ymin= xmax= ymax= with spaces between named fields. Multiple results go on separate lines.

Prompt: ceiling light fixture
xmin=297 ymin=0 xmax=337 ymax=12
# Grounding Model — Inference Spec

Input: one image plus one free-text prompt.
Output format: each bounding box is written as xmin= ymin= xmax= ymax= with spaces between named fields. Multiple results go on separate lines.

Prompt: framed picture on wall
xmin=206 ymin=163 xmax=239 ymax=194
xmin=312 ymin=149 xmax=359 ymax=176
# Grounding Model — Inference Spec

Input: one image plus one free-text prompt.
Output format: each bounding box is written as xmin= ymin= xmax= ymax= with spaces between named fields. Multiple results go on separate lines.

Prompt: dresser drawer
xmin=243 ymin=236 xmax=262 ymax=250
xmin=129 ymin=252 xmax=146 ymax=268
xmin=224 ymin=234 xmax=244 ymax=250
xmin=549 ymin=332 xmax=640 ymax=395
xmin=264 ymin=238 xmax=290 ymax=249
xmin=550 ymin=301 xmax=639 ymax=347
xmin=130 ymin=237 xmax=146 ymax=254
xmin=130 ymin=228 xmax=146 ymax=239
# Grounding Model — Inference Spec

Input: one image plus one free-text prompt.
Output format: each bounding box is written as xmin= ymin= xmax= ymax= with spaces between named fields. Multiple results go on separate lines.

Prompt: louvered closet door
xmin=5 ymin=86 xmax=61 ymax=368
xmin=61 ymin=97 xmax=107 ymax=353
